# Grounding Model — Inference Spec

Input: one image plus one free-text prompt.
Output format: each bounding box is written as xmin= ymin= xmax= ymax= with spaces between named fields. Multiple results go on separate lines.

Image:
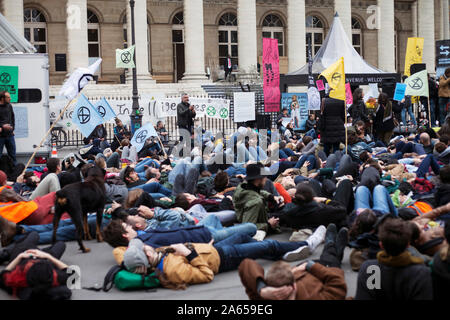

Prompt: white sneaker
xmin=306 ymin=225 xmax=326 ymax=253
xmin=283 ymin=245 xmax=310 ymax=262
xmin=252 ymin=230 xmax=266 ymax=242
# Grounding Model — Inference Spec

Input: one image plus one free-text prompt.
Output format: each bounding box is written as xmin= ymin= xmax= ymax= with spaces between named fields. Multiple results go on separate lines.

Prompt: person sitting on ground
xmin=29 ymin=158 xmax=61 ymax=200
xmin=156 ymin=121 xmax=169 ymax=144
xmin=420 ymin=133 xmax=434 ymax=155
xmin=232 ymin=163 xmax=284 ymax=237
xmin=355 ymin=217 xmax=433 ymax=300
xmin=238 ymin=223 xmax=348 ymax=300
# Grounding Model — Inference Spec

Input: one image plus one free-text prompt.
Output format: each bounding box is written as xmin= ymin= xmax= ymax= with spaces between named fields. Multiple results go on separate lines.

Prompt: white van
xmin=0 ymin=53 xmax=50 ymax=165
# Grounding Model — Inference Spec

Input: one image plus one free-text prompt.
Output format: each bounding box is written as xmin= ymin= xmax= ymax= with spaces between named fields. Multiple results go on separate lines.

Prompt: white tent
xmin=288 ymin=13 xmax=387 ymax=75
xmin=0 ymin=12 xmax=36 ymax=53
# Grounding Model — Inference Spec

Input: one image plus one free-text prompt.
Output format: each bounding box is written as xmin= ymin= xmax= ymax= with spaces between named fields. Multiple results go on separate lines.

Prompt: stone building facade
xmin=1 ymin=0 xmax=449 ymax=85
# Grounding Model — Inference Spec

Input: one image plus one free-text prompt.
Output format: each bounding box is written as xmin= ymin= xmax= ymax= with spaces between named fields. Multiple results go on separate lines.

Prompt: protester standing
xmin=373 ymin=93 xmax=396 ymax=146
xmin=438 ymin=68 xmax=450 ymax=126
xmin=224 ymin=54 xmax=233 ymax=81
xmin=177 ymin=93 xmax=196 ymax=141
xmin=319 ymin=97 xmax=345 ymax=156
xmin=0 ymin=91 xmax=16 ymax=164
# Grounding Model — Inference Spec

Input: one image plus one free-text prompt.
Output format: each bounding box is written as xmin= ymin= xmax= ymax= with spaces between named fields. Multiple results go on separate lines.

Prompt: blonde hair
xmin=125 ymin=189 xmax=145 ymax=209
xmin=265 ymin=261 xmax=294 ymax=288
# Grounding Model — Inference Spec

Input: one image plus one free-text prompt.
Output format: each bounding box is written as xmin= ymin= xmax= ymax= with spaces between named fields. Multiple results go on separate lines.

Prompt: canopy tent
xmin=0 ymin=12 xmax=36 ymax=53
xmin=280 ymin=13 xmax=400 ymax=91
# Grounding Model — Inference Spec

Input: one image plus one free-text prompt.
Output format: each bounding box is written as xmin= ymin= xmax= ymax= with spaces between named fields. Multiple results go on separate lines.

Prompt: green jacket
xmin=232 ymin=182 xmax=273 ymax=232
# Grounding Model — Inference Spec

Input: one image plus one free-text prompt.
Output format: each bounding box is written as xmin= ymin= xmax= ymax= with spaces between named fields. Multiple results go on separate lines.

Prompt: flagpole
xmin=21 ymin=92 xmax=81 ymax=176
xmin=156 ymin=135 xmax=168 ymax=158
xmin=345 ymin=101 xmax=348 ymax=155
xmin=427 ymin=98 xmax=432 ymax=128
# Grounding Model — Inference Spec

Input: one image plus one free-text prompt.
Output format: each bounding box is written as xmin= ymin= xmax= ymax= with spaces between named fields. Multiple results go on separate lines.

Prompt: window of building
xmin=262 ymin=14 xmax=285 ymax=56
xmin=122 ymin=15 xmax=128 ymax=48
xmin=23 ymin=8 xmax=47 ymax=53
xmin=87 ymin=10 xmax=100 ymax=58
xmin=306 ymin=15 xmax=324 ymax=58
xmin=218 ymin=13 xmax=238 ymax=68
xmin=352 ymin=18 xmax=363 ymax=56
xmin=172 ymin=11 xmax=184 ymax=44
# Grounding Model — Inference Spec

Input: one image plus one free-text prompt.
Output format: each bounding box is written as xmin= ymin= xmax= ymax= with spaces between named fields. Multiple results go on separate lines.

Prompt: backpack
xmin=85 ymin=263 xmax=160 ymax=292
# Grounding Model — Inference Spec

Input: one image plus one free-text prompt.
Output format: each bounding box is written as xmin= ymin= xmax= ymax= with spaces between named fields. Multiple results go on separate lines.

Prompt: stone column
xmin=334 ymin=0 xmax=352 ymax=41
xmin=412 ymin=1 xmax=418 ymax=37
xmin=182 ymin=0 xmax=208 ymax=82
xmin=2 ymin=0 xmax=24 ymax=37
xmin=237 ymin=0 xmax=258 ymax=80
xmin=441 ymin=0 xmax=450 ymax=40
xmin=418 ymin=0 xmax=436 ymax=73
xmin=377 ymin=0 xmax=396 ymax=72
xmin=66 ymin=0 xmax=89 ymax=72
xmin=127 ymin=0 xmax=152 ymax=81
xmin=287 ymin=0 xmax=306 ymax=72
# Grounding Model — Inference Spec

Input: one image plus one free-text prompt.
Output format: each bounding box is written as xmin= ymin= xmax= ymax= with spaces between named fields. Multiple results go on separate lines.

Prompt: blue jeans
xmin=224 ymin=166 xmax=246 ymax=177
xmin=135 ymin=158 xmax=160 ymax=173
xmin=15 ymin=216 xmax=111 ymax=244
xmin=305 ymin=129 xmax=318 ymax=139
xmin=0 ymin=135 xmax=16 ymax=164
xmin=130 ymin=182 xmax=172 ymax=198
xmin=279 ymin=149 xmax=289 ymax=159
xmin=355 ymin=185 xmax=398 ymax=216
xmin=439 ymin=97 xmax=449 ymax=126
xmin=215 ymin=233 xmax=308 ymax=273
xmin=294 ymin=154 xmax=316 ymax=170
xmin=401 ymin=106 xmax=417 ymax=125
xmin=416 ymin=154 xmax=440 ymax=178
xmin=168 ymin=157 xmax=202 ymax=185
xmin=197 ymin=214 xmax=256 ymax=243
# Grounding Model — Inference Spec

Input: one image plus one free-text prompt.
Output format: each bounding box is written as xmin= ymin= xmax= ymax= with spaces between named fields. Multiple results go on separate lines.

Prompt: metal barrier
xmin=50 ymin=91 xmax=277 ymax=149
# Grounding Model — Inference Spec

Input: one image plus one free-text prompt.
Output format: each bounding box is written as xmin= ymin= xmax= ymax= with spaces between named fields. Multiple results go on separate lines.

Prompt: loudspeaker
xmin=256 ymin=114 xmax=271 ymax=130
xmin=410 ymin=63 xmax=426 ymax=75
xmin=381 ymin=78 xmax=396 ymax=99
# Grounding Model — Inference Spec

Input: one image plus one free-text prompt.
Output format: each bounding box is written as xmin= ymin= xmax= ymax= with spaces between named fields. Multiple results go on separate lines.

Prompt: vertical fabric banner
xmin=345 ymin=83 xmax=353 ymax=105
xmin=307 ymin=37 xmax=321 ymax=111
xmin=263 ymin=38 xmax=280 ymax=112
xmin=404 ymin=37 xmax=424 ymax=76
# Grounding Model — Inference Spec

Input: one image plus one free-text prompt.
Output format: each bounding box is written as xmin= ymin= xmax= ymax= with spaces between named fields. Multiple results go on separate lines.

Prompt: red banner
xmin=263 ymin=38 xmax=280 ymax=113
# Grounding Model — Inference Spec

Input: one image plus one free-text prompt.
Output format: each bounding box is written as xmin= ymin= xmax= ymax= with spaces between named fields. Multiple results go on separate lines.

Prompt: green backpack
xmin=85 ymin=264 xmax=160 ymax=292
xmin=114 ymin=269 xmax=160 ymax=291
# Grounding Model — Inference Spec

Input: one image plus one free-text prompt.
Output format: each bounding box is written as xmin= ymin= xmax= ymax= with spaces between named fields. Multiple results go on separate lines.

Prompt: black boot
xmin=0 ymin=215 xmax=18 ymax=247
xmin=336 ymin=227 xmax=349 ymax=262
xmin=325 ymin=223 xmax=337 ymax=246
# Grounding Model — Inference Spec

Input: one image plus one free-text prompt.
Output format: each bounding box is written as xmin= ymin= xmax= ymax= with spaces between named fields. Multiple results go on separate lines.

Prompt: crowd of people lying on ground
xmin=1 ymin=100 xmax=450 ymax=300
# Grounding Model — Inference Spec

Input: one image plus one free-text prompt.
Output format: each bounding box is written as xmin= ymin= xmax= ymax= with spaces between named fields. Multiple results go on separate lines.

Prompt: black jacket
xmin=177 ymin=102 xmax=196 ymax=128
xmin=273 ymin=200 xmax=347 ymax=229
xmin=320 ymin=98 xmax=346 ymax=144
xmin=435 ymin=183 xmax=450 ymax=208
xmin=355 ymin=255 xmax=433 ymax=300
xmin=0 ymin=103 xmax=15 ymax=137
xmin=374 ymin=103 xmax=396 ymax=133
xmin=430 ymin=250 xmax=450 ymax=300
xmin=349 ymin=99 xmax=368 ymax=123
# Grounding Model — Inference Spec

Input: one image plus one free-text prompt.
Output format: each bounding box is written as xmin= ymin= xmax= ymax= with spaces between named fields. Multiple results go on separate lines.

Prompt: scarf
xmin=377 ymin=250 xmax=424 ymax=267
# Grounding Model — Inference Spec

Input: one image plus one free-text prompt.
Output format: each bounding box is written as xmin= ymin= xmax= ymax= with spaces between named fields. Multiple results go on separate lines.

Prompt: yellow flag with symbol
xmin=319 ymin=57 xmax=346 ymax=101
xmin=404 ymin=37 xmax=424 ymax=76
